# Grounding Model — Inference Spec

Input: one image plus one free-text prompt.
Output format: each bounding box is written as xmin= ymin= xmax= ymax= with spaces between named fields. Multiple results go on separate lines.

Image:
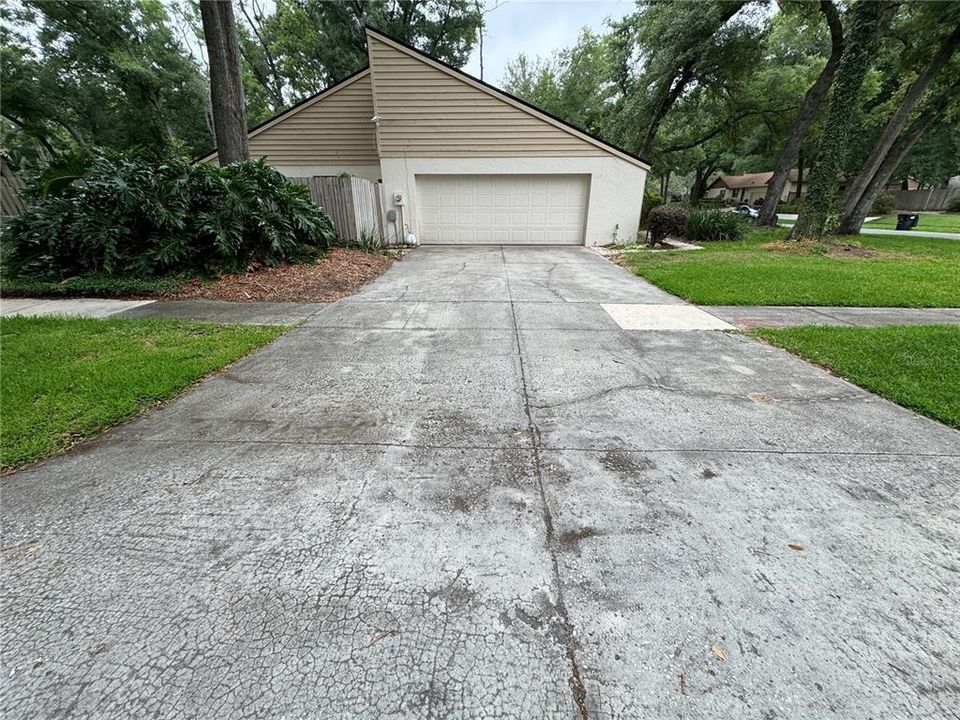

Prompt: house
xmin=203 ymin=27 xmax=650 ymax=246
xmin=704 ymin=170 xmax=802 ymax=204
xmin=707 ymin=169 xmax=920 ymax=205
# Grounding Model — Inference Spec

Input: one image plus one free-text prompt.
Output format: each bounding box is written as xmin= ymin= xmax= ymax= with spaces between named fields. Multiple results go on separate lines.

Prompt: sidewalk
xmin=702 ymin=305 xmax=960 ymax=329
xmin=0 ymin=297 xmax=153 ymax=319
xmin=775 ymin=215 xmax=960 ymax=240
xmin=0 ymin=298 xmax=326 ymax=325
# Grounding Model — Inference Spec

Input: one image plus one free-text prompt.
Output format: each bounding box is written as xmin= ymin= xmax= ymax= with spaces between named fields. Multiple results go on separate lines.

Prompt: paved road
xmin=3 ymin=246 xmax=958 ymax=719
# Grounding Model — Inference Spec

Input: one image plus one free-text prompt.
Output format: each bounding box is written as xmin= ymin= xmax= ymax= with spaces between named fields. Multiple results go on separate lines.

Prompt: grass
xmin=0 ymin=273 xmax=188 ymax=299
xmin=864 ymin=213 xmax=960 ymax=233
xmin=753 ymin=325 xmax=960 ymax=429
xmin=0 ymin=316 xmax=285 ymax=469
xmin=621 ymin=227 xmax=960 ymax=307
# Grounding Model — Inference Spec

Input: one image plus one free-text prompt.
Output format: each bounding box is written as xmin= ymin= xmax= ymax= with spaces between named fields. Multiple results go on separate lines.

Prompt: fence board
xmin=891 ymin=187 xmax=959 ymax=211
xmin=291 ymin=174 xmax=387 ymax=245
xmin=1 ymin=157 xmax=26 ymax=219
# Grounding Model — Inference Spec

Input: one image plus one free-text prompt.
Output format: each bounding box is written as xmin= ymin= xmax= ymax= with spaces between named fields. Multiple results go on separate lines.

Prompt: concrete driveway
xmin=3 ymin=246 xmax=958 ymax=719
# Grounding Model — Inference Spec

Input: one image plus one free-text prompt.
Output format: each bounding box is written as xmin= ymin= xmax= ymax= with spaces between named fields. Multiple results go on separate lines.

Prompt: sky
xmin=461 ymin=0 xmax=635 ymax=85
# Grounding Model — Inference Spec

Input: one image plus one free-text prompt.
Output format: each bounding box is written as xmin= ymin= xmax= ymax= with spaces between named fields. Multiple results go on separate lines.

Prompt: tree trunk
xmin=789 ymin=0 xmax=894 ymax=241
xmin=756 ymin=0 xmax=843 ymax=226
xmin=689 ymin=165 xmax=717 ymax=205
xmin=836 ymin=24 xmax=960 ymax=230
xmin=835 ymin=79 xmax=959 ymax=233
xmin=200 ymin=0 xmax=249 ymax=165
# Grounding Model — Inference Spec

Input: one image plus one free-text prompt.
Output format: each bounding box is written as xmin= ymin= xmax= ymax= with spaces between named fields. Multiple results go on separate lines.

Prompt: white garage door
xmin=416 ymin=174 xmax=589 ymax=245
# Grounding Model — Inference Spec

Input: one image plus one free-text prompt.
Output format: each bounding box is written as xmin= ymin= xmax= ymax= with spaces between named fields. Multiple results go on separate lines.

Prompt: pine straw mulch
xmin=169 ymin=248 xmax=396 ymax=303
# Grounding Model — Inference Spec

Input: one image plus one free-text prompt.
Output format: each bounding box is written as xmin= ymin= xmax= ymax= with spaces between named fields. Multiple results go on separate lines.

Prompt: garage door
xmin=416 ymin=174 xmax=589 ymax=245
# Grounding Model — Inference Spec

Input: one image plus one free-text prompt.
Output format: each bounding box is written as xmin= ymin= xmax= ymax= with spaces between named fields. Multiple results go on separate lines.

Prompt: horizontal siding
xmin=210 ymin=73 xmax=379 ymax=165
xmin=369 ymin=38 xmax=606 ymax=158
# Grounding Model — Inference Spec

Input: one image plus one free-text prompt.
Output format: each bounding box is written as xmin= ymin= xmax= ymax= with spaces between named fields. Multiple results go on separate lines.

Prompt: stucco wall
xmin=380 ymin=156 xmax=646 ymax=246
xmin=272 ymin=164 xmax=382 ymax=182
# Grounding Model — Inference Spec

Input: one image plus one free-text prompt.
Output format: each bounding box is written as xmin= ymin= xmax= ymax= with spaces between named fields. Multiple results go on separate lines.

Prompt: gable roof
xmin=711 ymin=172 xmax=774 ymax=190
xmin=363 ymin=26 xmax=650 ymax=169
xmin=200 ymin=29 xmax=651 ymax=171
xmin=198 ymin=67 xmax=372 ymax=163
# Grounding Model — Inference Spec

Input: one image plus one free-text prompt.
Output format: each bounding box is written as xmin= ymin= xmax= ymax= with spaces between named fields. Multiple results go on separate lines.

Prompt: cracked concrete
xmin=3 ymin=245 xmax=958 ymax=718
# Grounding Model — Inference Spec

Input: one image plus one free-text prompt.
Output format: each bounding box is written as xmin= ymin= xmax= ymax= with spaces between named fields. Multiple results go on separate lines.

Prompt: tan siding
xmin=368 ymin=37 xmax=607 ymax=159
xmin=208 ymin=72 xmax=378 ymax=165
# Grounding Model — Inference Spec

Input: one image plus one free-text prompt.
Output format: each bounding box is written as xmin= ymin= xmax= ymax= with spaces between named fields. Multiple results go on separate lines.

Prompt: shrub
xmin=3 ymin=150 xmax=336 ymax=280
xmin=685 ymin=209 xmax=747 ymax=242
xmin=870 ymin=192 xmax=896 ymax=215
xmin=647 ymin=204 xmax=687 ymax=244
xmin=639 ymin=189 xmax=663 ymax=228
xmin=945 ymin=194 xmax=960 ymax=213
xmin=776 ymin=199 xmax=803 ymax=214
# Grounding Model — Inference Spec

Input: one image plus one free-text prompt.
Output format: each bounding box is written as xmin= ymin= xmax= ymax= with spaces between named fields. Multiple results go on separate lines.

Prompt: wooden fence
xmin=1 ymin=157 xmax=26 ymax=219
xmin=291 ymin=175 xmax=387 ymax=244
xmin=891 ymin=187 xmax=960 ymax=211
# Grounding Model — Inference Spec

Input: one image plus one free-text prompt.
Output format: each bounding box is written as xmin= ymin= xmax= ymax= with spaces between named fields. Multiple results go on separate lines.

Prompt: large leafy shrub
xmin=685 ymin=209 xmax=747 ymax=242
xmin=647 ymin=204 xmax=687 ymax=244
xmin=944 ymin=194 xmax=960 ymax=213
xmin=870 ymin=192 xmax=896 ymax=215
xmin=4 ymin=151 xmax=336 ymax=279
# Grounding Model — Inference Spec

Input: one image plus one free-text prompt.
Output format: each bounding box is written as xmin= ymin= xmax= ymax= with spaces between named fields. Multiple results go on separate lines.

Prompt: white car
xmin=733 ymin=204 xmax=759 ymax=218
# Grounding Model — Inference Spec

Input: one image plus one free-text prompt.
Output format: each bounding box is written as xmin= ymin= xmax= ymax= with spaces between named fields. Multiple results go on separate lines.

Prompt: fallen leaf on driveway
xmin=711 ymin=645 xmax=726 ymax=660
xmin=788 ymin=543 xmax=805 ymax=551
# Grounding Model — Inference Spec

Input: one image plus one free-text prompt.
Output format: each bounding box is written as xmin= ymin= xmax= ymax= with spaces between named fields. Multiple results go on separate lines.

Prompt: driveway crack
xmin=500 ymin=247 xmax=591 ymax=720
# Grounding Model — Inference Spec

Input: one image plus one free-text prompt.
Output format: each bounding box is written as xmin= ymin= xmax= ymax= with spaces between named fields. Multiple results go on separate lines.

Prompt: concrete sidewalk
xmin=703 ymin=305 xmax=960 ymax=329
xmin=0 ymin=297 xmax=154 ymax=318
xmin=776 ymin=219 xmax=960 ymax=240
xmin=116 ymin=299 xmax=327 ymax=325
xmin=0 ymin=298 xmax=326 ymax=325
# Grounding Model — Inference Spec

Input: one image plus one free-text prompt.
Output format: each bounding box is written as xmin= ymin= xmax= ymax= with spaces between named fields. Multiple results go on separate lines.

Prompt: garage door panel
xmin=417 ymin=174 xmax=588 ymax=245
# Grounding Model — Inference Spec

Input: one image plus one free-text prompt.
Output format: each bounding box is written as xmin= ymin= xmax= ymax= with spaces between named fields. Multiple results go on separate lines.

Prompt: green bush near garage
xmin=2 ymin=149 xmax=337 ymax=282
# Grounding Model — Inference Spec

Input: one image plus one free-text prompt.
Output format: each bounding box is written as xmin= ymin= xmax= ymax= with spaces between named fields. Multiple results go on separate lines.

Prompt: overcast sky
xmin=461 ymin=0 xmax=634 ymax=85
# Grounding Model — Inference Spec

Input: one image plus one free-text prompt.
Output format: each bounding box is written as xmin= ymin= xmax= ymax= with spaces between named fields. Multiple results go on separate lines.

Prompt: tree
xmin=757 ymin=0 xmax=843 ymax=226
xmin=836 ymin=9 xmax=960 ymax=233
xmin=0 ymin=0 xmax=210 ymax=162
xmin=790 ymin=0 xmax=898 ymax=241
xmin=608 ymin=0 xmax=751 ymax=158
xmin=838 ymin=76 xmax=960 ymax=230
xmin=200 ymin=0 xmax=249 ymax=165
xmin=235 ymin=0 xmax=482 ymax=121
xmin=503 ymin=30 xmax=617 ymax=136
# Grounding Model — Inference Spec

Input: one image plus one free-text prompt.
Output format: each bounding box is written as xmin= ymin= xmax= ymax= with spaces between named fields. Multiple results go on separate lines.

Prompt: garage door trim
xmin=415 ymin=173 xmax=591 ymax=246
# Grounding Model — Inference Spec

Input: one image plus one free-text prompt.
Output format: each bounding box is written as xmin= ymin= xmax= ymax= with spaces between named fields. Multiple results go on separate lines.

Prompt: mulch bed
xmin=170 ymin=248 xmax=396 ymax=302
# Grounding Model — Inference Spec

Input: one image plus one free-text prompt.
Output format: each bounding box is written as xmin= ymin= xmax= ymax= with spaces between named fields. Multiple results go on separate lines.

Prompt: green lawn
xmin=1 ymin=316 xmax=285 ymax=469
xmin=621 ymin=227 xmax=960 ymax=307
xmin=753 ymin=325 xmax=960 ymax=429
xmin=864 ymin=213 xmax=960 ymax=233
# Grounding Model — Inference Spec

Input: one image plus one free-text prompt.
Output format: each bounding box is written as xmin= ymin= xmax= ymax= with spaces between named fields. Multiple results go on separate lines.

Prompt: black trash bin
xmin=895 ymin=213 xmax=919 ymax=230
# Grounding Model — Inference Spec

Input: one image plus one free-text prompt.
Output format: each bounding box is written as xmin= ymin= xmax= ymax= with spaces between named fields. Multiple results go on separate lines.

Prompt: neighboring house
xmin=707 ymin=169 xmax=920 ymax=205
xmin=203 ymin=27 xmax=650 ymax=246
xmin=704 ymin=171 xmax=800 ymax=204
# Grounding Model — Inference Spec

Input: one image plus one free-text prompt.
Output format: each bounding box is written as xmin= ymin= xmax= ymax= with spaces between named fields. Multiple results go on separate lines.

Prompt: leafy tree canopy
xmin=1 ymin=0 xmax=210 ymax=163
